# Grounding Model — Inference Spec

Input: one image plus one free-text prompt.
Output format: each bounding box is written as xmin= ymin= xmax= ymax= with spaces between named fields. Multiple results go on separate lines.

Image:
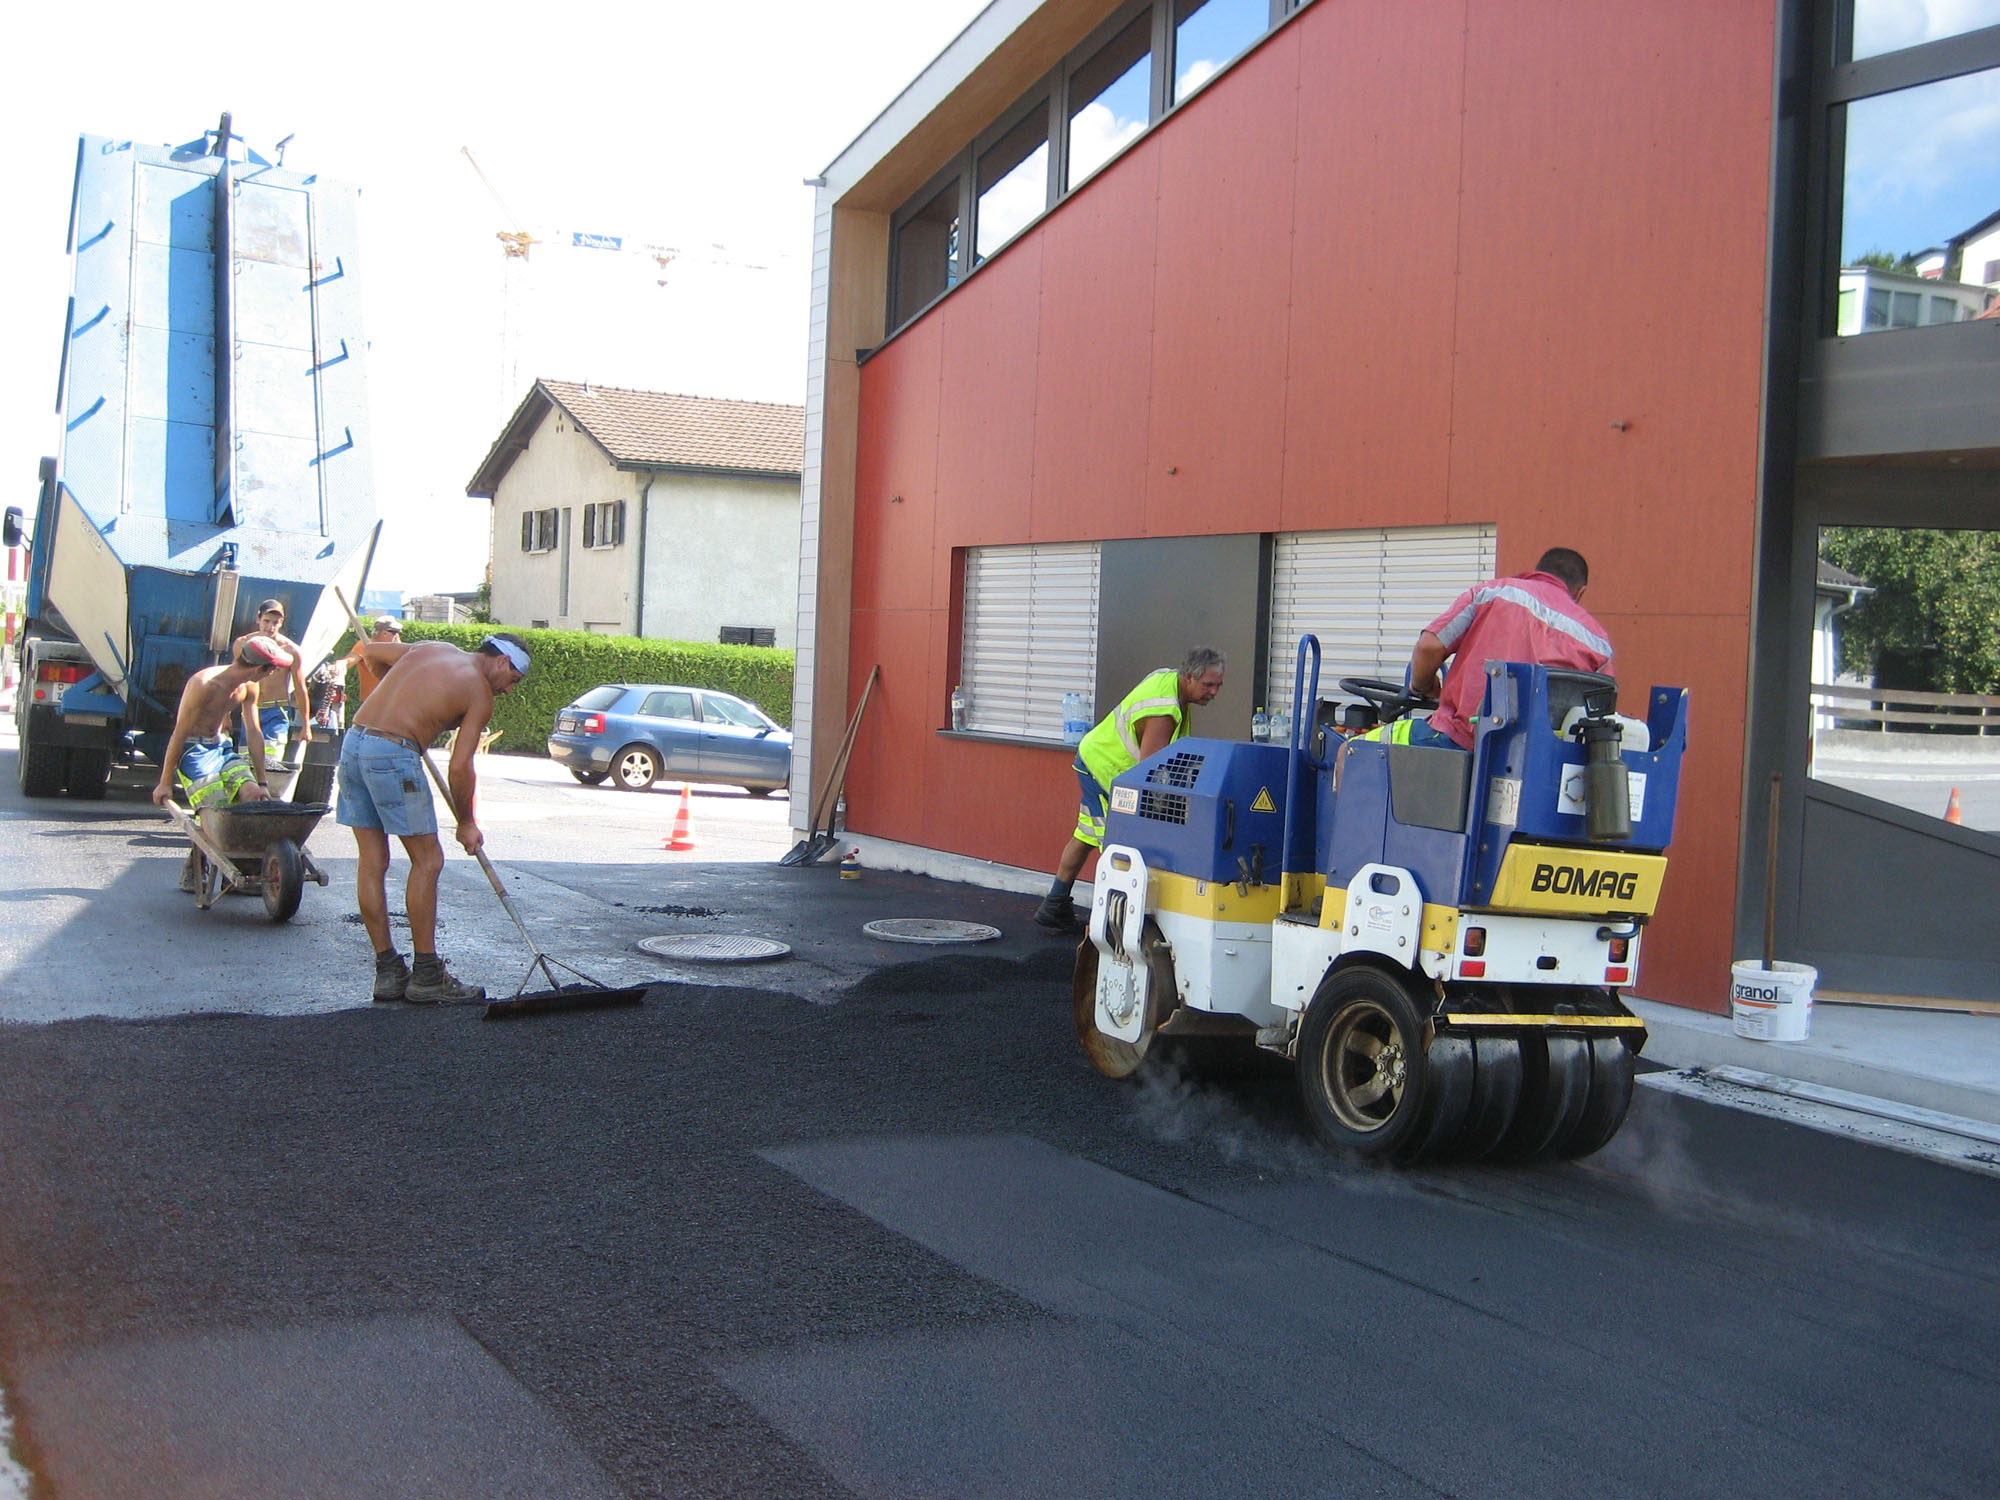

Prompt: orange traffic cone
xmin=1945 ymin=787 xmax=1963 ymax=825
xmin=664 ymin=784 xmax=697 ymax=850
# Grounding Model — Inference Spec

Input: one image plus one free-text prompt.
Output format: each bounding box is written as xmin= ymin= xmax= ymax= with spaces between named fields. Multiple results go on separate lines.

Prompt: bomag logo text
xmin=1530 ymin=862 xmax=1640 ymax=901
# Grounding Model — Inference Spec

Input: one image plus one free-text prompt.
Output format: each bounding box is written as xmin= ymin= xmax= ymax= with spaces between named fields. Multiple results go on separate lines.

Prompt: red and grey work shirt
xmin=1423 ymin=569 xmax=1613 ymax=748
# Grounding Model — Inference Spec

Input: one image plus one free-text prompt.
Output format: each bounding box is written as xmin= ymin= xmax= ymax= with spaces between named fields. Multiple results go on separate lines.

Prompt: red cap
xmin=239 ymin=636 xmax=296 ymax=671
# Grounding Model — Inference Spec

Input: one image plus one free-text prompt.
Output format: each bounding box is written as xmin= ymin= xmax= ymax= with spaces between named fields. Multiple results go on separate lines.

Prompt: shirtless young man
xmin=228 ymin=599 xmax=314 ymax=767
xmin=152 ymin=637 xmax=297 ymax=811
xmin=338 ymin=632 xmax=530 ymax=1004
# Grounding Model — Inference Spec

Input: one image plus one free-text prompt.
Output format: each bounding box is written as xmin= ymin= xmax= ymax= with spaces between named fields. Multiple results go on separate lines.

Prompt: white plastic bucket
xmin=1730 ymin=960 xmax=1817 ymax=1041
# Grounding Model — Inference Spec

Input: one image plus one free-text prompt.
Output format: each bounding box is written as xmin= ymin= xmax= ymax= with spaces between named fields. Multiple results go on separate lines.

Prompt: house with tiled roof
xmin=467 ymin=379 xmax=805 ymax=643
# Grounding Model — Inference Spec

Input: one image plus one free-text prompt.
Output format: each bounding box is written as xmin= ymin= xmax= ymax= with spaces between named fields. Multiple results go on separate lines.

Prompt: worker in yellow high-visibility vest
xmin=1034 ymin=647 xmax=1226 ymax=933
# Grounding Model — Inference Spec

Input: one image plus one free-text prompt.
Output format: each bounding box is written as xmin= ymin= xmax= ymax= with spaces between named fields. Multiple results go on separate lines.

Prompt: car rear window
xmin=574 ymin=686 xmax=625 ymax=711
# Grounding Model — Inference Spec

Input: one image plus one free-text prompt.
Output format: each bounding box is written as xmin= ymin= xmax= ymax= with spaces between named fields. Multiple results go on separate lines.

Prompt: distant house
xmin=468 ymin=380 xmax=805 ymax=643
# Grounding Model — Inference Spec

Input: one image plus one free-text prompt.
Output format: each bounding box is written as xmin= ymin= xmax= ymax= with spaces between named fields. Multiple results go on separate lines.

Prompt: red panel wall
xmin=843 ymin=0 xmax=1778 ymax=1010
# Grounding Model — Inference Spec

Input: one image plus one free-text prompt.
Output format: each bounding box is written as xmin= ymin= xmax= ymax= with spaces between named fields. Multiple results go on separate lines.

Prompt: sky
xmin=1841 ymin=0 xmax=2000 ymax=263
xmin=0 ymin=0 xmax=989 ymax=595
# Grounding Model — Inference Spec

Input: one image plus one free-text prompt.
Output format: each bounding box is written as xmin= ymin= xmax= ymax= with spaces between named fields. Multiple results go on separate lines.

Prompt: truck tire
xmin=65 ymin=748 xmax=111 ymax=799
xmin=17 ymin=734 xmax=67 ymax=798
xmin=1297 ymin=964 xmax=1444 ymax=1161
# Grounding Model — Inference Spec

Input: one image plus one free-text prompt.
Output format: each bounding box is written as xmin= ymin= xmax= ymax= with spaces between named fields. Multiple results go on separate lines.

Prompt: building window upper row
xmin=1822 ymin=5 xmax=2000 ymax=339
xmin=889 ymin=0 xmax=1301 ymax=333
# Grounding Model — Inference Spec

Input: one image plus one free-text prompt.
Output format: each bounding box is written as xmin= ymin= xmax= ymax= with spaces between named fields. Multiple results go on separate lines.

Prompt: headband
xmin=483 ymin=636 xmax=530 ymax=675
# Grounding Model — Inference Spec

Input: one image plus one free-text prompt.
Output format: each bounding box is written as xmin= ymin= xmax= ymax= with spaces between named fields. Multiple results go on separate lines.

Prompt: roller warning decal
xmin=1250 ymin=787 xmax=1276 ymax=813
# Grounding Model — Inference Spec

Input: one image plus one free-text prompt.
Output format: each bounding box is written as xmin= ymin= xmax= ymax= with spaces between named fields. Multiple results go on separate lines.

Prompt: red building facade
xmin=797 ymin=0 xmax=2000 ymax=1011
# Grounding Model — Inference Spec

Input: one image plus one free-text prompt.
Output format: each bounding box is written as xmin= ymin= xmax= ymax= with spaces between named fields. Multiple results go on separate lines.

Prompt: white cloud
xmin=1177 ymin=58 xmax=1221 ymax=99
xmin=1853 ymin=0 xmax=2000 ymax=57
xmin=1067 ymin=101 xmax=1146 ymax=189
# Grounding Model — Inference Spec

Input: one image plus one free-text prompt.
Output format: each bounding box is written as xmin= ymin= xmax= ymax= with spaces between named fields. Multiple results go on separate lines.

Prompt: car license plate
xmin=556 ymin=715 xmax=577 ymax=733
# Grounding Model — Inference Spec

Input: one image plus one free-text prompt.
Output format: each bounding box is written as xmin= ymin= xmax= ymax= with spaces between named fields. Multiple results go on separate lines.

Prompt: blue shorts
xmin=177 ymin=737 xmax=255 ymax=808
xmin=336 ymin=728 xmax=438 ymax=837
xmin=260 ymin=705 xmax=291 ymax=741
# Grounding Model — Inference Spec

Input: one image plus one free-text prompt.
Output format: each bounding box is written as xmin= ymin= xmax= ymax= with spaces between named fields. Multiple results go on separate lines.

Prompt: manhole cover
xmin=636 ymin=934 xmax=792 ymax=963
xmin=862 ymin=918 xmax=1003 ymax=945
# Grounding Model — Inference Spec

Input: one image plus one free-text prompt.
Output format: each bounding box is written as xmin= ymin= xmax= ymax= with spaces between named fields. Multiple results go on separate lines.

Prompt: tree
xmin=1822 ymin=527 xmax=2000 ymax=693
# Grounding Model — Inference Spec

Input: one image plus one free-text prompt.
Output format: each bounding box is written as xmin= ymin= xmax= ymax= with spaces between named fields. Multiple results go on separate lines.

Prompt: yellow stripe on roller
xmin=1321 ymin=887 xmax=1459 ymax=948
xmin=1148 ymin=869 xmax=1285 ymax=924
xmin=1486 ymin=844 xmax=1667 ymax=917
xmin=1439 ymin=1013 xmax=1646 ymax=1031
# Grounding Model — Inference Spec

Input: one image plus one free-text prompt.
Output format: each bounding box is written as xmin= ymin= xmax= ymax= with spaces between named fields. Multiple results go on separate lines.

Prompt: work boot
xmin=177 ymin=849 xmax=202 ymax=894
xmin=1033 ymin=894 xmax=1081 ymax=934
xmin=404 ymin=959 xmax=485 ymax=1006
xmin=372 ymin=951 xmax=410 ymax=1003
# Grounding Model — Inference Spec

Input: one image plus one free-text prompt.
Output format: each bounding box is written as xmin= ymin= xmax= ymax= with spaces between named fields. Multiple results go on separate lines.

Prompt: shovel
xmin=781 ymin=664 xmax=878 ymax=867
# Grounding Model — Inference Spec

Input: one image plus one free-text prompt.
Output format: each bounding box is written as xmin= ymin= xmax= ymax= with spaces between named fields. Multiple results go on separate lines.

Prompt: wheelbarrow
xmin=163 ymin=799 xmax=333 ymax=922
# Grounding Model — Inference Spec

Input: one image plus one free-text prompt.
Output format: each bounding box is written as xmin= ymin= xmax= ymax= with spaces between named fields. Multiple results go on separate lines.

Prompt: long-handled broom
xmin=332 ymin=589 xmax=650 ymax=1019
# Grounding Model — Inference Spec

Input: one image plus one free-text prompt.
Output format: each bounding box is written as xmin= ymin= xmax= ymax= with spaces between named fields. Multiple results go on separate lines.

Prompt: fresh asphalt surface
xmin=1 ymin=753 xmax=1998 ymax=1496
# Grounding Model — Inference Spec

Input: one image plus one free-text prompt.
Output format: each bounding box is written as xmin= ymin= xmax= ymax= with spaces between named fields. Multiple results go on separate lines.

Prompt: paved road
xmin=2 ymin=742 xmax=1997 ymax=1498
xmin=0 ymin=735 xmax=793 ymax=1023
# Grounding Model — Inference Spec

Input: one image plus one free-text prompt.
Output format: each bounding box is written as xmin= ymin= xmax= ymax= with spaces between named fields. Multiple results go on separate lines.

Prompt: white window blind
xmin=1266 ymin=525 xmax=1497 ymax=715
xmin=961 ymin=542 xmax=1100 ymax=739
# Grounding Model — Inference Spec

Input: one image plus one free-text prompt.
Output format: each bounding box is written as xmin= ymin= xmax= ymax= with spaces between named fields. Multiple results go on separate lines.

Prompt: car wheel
xmin=570 ymin=769 xmax=608 ymax=786
xmin=611 ymin=745 xmax=660 ymax=791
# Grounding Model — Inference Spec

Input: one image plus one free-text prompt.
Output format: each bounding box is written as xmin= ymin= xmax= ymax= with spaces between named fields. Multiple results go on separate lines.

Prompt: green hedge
xmin=338 ymin=625 xmax=793 ymax=752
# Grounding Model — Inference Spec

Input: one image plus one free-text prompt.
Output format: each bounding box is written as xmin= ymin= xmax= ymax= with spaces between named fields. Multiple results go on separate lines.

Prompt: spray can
xmin=840 ymin=847 xmax=861 ymax=879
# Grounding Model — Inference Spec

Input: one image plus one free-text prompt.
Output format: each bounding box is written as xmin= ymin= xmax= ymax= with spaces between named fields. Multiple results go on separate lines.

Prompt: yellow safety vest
xmin=1078 ymin=668 xmax=1185 ymax=786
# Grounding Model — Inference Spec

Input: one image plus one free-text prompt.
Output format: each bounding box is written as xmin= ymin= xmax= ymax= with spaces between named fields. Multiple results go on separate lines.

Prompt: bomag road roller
xmin=1073 ymin=635 xmax=1688 ymax=1165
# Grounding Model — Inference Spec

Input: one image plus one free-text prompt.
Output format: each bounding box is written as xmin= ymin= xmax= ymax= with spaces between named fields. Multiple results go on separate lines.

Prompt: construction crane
xmin=461 ymin=146 xmax=540 ymax=260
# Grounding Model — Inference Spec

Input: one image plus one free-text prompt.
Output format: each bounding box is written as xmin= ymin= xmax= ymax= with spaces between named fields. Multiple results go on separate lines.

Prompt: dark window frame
xmin=582 ymin=499 xmax=625 ymax=549
xmin=520 ymin=506 xmax=559 ymax=553
xmin=881 ymin=0 xmax=1314 ymax=342
xmin=1795 ymin=8 xmax=2000 ymax=458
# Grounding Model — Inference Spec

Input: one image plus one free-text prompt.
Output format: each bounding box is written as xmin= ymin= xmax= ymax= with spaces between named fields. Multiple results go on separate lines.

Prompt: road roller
xmin=1074 ymin=635 xmax=1688 ymax=1164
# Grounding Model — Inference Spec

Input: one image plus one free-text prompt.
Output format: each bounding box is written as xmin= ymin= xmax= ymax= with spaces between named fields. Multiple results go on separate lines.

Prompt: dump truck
xmin=1074 ymin=636 xmax=1687 ymax=1164
xmin=8 ymin=114 xmax=378 ymax=797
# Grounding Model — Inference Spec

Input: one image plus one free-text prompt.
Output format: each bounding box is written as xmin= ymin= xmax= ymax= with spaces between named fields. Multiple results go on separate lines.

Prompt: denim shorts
xmin=259 ymin=705 xmax=291 ymax=741
xmin=335 ymin=728 xmax=438 ymax=837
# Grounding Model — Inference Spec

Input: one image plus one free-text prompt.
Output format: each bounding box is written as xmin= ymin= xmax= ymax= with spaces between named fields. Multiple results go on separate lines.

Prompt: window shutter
xmin=1266 ymin=525 xmax=1497 ymax=715
xmin=960 ymin=542 xmax=1099 ymax=739
xmin=521 ymin=512 xmax=534 ymax=552
xmin=611 ymin=501 xmax=625 ymax=546
xmin=583 ymin=505 xmax=597 ymax=549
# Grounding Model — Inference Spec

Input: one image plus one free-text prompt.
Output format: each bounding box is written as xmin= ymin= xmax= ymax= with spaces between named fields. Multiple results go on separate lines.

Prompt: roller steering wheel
xmin=1336 ymin=677 xmax=1437 ymax=724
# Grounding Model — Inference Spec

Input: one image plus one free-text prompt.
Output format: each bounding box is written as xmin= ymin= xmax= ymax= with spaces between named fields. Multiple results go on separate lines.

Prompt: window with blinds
xmin=960 ymin=542 xmax=1100 ymax=739
xmin=1266 ymin=525 xmax=1497 ymax=715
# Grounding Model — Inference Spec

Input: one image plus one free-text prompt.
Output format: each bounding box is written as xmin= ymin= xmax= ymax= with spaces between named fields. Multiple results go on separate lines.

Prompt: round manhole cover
xmin=636 ymin=934 xmax=792 ymax=963
xmin=862 ymin=918 xmax=1003 ymax=945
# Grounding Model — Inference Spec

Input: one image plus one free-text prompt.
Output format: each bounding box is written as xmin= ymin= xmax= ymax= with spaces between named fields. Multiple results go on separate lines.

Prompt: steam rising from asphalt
xmin=1126 ymin=1053 xmax=1401 ymax=1188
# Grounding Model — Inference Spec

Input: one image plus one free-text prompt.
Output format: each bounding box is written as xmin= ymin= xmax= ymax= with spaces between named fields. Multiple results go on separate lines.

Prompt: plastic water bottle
xmin=1251 ymin=707 xmax=1270 ymax=743
xmin=950 ymin=685 xmax=967 ymax=731
xmin=1269 ymin=707 xmax=1290 ymax=747
xmin=1061 ymin=691 xmax=1090 ymax=746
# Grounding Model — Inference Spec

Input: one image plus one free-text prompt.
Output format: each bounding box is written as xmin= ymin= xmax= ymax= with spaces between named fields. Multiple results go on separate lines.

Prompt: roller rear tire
xmin=1296 ymin=965 xmax=1437 ymax=1160
xmin=1486 ymin=1034 xmax=1592 ymax=1164
xmin=1557 ymin=1037 xmax=1637 ymax=1160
